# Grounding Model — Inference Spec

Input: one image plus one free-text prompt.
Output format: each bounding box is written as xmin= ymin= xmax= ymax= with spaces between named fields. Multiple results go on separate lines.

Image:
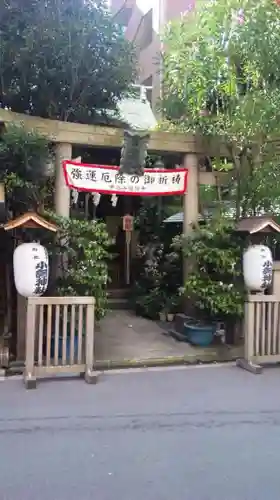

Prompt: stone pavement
xmin=94 ymin=310 xmax=242 ymax=367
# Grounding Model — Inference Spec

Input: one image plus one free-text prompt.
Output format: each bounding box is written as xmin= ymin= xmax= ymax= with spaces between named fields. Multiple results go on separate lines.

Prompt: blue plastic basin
xmin=183 ymin=323 xmax=216 ymax=347
xmin=50 ymin=336 xmax=79 ymax=360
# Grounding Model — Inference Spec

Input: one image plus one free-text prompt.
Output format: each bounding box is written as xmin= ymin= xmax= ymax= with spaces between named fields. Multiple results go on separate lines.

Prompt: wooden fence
xmin=237 ymin=295 xmax=280 ymax=374
xmin=24 ymin=296 xmax=98 ymax=388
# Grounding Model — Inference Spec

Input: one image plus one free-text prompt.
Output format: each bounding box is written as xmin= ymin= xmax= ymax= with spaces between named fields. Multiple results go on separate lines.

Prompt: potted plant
xmin=156 ymin=290 xmax=168 ymax=321
xmin=166 ymin=312 xmax=174 ymax=322
xmin=183 ymin=320 xmax=217 ymax=347
xmin=158 ymin=290 xmax=171 ymax=322
xmin=165 ymin=296 xmax=174 ymax=321
xmin=158 ymin=309 xmax=167 ymax=321
xmin=180 ymin=220 xmax=245 ymax=346
xmin=165 ymin=294 xmax=181 ymax=322
xmin=159 ymin=309 xmax=167 ymax=322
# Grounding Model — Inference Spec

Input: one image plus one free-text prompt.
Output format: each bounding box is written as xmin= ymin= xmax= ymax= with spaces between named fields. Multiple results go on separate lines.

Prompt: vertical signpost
xmin=122 ymin=214 xmax=134 ymax=286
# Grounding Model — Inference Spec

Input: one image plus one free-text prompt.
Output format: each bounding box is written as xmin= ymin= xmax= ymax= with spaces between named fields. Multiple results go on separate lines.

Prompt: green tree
xmin=161 ymin=0 xmax=280 ymax=216
xmin=0 ymin=0 xmax=137 ymax=123
xmin=179 ymin=219 xmax=245 ymax=323
xmin=0 ymin=124 xmax=53 ymax=214
xmin=44 ymin=214 xmax=112 ymax=319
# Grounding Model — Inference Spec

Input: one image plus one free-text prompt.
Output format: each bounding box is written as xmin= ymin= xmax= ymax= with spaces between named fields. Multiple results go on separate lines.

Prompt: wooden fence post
xmin=236 ymin=297 xmax=262 ymax=374
xmin=244 ymin=299 xmax=254 ymax=361
xmin=24 ymin=298 xmax=37 ymax=389
xmin=84 ymin=298 xmax=99 ymax=384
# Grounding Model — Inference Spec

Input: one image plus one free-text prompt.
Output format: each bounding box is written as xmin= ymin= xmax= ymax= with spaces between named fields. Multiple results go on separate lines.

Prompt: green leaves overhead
xmin=161 ymin=0 xmax=280 ymax=147
xmin=0 ymin=0 xmax=137 ymax=123
xmin=0 ymin=124 xmax=53 ymax=213
xmin=161 ymin=0 xmax=280 ymax=217
xmin=0 ymin=124 xmax=51 ymax=182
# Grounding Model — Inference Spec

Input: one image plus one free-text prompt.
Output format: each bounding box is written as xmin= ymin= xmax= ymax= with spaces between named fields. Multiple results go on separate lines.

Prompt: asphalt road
xmin=1 ymin=364 xmax=280 ymax=500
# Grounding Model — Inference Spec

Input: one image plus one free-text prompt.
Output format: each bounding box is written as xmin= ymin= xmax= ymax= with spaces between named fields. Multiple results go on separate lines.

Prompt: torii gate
xmin=0 ymin=108 xmax=230 ymax=279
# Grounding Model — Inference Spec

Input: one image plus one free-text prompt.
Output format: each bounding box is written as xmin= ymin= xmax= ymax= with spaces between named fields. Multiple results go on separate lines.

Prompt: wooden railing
xmin=24 ymin=296 xmax=98 ymax=389
xmin=237 ymin=295 xmax=280 ymax=374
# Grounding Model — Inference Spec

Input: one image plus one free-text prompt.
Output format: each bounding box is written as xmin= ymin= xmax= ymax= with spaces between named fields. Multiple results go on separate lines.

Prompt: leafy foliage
xmin=0 ymin=124 xmax=53 ymax=213
xmin=131 ymin=198 xmax=182 ymax=318
xmin=162 ymin=0 xmax=280 ymax=141
xmin=132 ymin=244 xmax=182 ymax=319
xmin=161 ymin=0 xmax=280 ymax=216
xmin=45 ymin=214 xmax=112 ymax=320
xmin=132 ymin=244 xmax=167 ymax=319
xmin=0 ymin=124 xmax=51 ymax=182
xmin=0 ymin=125 xmax=111 ymax=318
xmin=0 ymin=0 xmax=137 ymax=123
xmin=179 ymin=219 xmax=245 ymax=321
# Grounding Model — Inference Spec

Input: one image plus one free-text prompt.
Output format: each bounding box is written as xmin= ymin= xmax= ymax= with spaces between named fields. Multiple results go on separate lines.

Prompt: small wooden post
xmin=244 ymin=297 xmax=255 ymax=362
xmin=123 ymin=214 xmax=134 ymax=286
xmin=84 ymin=298 xmax=98 ymax=384
xmin=125 ymin=232 xmax=131 ymax=286
xmin=236 ymin=295 xmax=263 ymax=374
xmin=24 ymin=298 xmax=37 ymax=389
xmin=272 ymin=262 xmax=280 ymax=296
xmin=17 ymin=294 xmax=27 ymax=361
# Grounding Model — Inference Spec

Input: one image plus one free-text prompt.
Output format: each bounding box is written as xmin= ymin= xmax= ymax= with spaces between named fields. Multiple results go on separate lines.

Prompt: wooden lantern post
xmin=235 ymin=216 xmax=280 ymax=296
xmin=122 ymin=214 xmax=134 ymax=286
xmin=4 ymin=211 xmax=57 ymax=361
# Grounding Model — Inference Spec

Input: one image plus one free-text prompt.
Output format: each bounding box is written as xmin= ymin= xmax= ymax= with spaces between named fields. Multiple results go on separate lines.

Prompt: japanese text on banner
xmin=64 ymin=162 xmax=187 ymax=196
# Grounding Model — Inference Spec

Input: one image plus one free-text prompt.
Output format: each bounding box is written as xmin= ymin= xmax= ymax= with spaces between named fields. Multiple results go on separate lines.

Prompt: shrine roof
xmin=236 ymin=216 xmax=280 ymax=234
xmin=3 ymin=212 xmax=58 ymax=232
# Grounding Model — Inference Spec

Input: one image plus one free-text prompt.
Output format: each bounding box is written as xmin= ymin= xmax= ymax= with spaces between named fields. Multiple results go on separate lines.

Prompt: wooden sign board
xmin=123 ymin=215 xmax=134 ymax=232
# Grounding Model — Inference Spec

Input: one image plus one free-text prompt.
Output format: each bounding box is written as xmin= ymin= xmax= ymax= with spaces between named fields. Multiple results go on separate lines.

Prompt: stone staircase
xmin=107 ymin=288 xmax=130 ymax=310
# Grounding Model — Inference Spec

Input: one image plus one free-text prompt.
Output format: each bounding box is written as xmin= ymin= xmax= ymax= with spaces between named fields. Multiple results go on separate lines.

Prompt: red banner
xmin=63 ymin=161 xmax=188 ymax=196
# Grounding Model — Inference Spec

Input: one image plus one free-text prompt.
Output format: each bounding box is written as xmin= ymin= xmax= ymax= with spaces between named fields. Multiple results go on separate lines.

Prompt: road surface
xmin=1 ymin=364 xmax=280 ymax=499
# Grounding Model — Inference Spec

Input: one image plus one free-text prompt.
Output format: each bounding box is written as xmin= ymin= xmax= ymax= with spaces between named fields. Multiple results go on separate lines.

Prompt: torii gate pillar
xmin=183 ymin=153 xmax=199 ymax=282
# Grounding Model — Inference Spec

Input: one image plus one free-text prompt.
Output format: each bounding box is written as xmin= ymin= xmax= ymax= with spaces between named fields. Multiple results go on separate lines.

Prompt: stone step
xmin=108 ymin=298 xmax=130 ymax=310
xmin=107 ymin=288 xmax=130 ymax=300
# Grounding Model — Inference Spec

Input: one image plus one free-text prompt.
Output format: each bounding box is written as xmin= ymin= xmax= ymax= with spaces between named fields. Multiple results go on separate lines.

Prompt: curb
xmin=93 ymin=346 xmax=243 ymax=371
xmin=6 ymin=346 xmax=243 ymax=376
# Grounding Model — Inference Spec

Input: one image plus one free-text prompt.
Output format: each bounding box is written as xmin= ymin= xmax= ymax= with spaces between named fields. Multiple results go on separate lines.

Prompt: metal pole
xmin=125 ymin=232 xmax=131 ymax=286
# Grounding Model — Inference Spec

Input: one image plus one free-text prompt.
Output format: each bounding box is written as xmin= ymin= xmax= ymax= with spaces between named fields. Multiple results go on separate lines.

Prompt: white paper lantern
xmin=13 ymin=243 xmax=49 ymax=297
xmin=243 ymin=245 xmax=273 ymax=291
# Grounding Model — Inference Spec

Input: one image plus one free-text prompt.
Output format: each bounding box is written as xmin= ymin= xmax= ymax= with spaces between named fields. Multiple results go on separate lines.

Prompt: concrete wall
xmin=110 ymin=0 xmax=195 ymax=108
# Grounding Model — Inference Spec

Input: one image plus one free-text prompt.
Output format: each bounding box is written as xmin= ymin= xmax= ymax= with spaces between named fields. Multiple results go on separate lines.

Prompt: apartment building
xmin=111 ymin=0 xmax=194 ymax=110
